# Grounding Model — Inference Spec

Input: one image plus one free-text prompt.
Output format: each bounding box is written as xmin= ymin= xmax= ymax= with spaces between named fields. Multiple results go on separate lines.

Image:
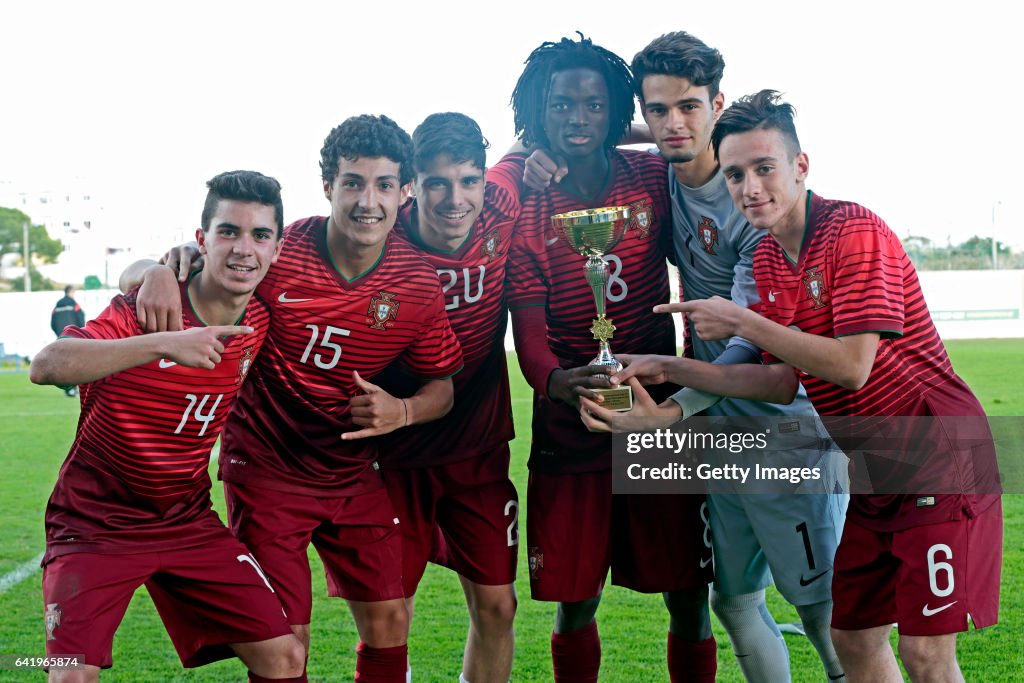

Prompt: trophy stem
xmin=584 ymin=255 xmax=608 ymax=317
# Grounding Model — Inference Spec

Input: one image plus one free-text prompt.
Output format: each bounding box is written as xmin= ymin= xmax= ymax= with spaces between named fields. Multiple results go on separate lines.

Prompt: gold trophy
xmin=551 ymin=206 xmax=633 ymax=411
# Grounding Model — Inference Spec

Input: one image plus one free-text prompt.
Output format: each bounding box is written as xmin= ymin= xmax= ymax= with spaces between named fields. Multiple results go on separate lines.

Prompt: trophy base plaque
xmin=593 ymin=385 xmax=633 ymax=412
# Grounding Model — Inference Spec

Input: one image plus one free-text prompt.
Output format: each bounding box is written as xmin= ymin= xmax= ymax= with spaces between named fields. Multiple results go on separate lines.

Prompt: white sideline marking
xmin=0 ymin=552 xmax=44 ymax=594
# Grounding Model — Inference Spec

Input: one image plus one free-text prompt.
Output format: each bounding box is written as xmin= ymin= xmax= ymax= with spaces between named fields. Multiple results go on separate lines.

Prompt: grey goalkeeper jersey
xmin=669 ymin=167 xmax=822 ymax=429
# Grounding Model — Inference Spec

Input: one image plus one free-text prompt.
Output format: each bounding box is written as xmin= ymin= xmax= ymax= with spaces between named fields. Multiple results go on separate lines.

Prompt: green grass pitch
xmin=0 ymin=339 xmax=1020 ymax=681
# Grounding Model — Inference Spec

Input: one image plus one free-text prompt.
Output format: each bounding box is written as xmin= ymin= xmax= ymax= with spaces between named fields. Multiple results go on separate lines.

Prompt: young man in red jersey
xmin=122 ymin=116 xmax=463 ymax=683
xmin=506 ymin=34 xmax=716 ymax=683
xmin=590 ymin=90 xmax=1002 ymax=682
xmin=31 ymin=171 xmax=308 ymax=683
xmin=373 ymin=112 xmax=524 ymax=683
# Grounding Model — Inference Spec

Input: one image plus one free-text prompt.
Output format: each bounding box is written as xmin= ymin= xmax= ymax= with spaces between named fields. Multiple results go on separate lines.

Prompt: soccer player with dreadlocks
xmin=505 ymin=34 xmax=717 ymax=682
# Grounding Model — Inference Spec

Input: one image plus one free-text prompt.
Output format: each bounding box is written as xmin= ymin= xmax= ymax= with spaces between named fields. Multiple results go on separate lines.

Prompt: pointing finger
xmin=208 ymin=325 xmax=254 ymax=337
xmin=653 ymin=301 xmax=696 ymax=315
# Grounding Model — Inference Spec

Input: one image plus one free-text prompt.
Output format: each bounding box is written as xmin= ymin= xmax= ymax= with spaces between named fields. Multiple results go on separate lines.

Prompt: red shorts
xmin=832 ymin=499 xmax=1002 ymax=635
xmin=224 ymin=481 xmax=403 ymax=624
xmin=41 ymin=532 xmax=292 ymax=669
xmin=526 ymin=470 xmax=712 ymax=602
xmin=381 ymin=448 xmax=518 ymax=596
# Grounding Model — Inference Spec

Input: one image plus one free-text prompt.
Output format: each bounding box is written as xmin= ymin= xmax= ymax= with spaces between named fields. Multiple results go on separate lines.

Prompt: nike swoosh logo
xmin=278 ymin=293 xmax=313 ymax=303
xmin=546 ymin=237 xmax=561 ymax=246
xmin=767 ymin=290 xmax=777 ymax=302
xmin=699 ymin=557 xmax=712 ymax=568
xmin=158 ymin=359 xmax=177 ymax=368
xmin=799 ymin=570 xmax=829 ymax=586
xmin=922 ymin=601 xmax=957 ymax=617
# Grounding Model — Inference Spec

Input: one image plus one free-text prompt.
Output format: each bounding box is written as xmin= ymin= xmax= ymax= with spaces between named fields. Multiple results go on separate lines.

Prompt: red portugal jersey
xmin=44 ymin=282 xmax=269 ymax=561
xmin=218 ymin=218 xmax=463 ymax=495
xmin=377 ymin=154 xmax=524 ymax=469
xmin=752 ymin=192 xmax=999 ymax=529
xmin=506 ymin=149 xmax=676 ymax=473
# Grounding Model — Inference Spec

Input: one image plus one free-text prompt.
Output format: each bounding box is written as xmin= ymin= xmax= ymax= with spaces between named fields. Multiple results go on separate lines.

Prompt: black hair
xmin=631 ymin=31 xmax=725 ymax=102
xmin=412 ymin=112 xmax=489 ymax=172
xmin=711 ymin=89 xmax=801 ymax=160
xmin=510 ymin=32 xmax=635 ymax=149
xmin=200 ymin=170 xmax=284 ymax=238
xmin=319 ymin=114 xmax=414 ymax=186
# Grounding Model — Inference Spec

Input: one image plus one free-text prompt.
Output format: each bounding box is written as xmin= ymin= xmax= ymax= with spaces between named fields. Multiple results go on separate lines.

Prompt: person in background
xmin=49 ymin=285 xmax=86 ymax=396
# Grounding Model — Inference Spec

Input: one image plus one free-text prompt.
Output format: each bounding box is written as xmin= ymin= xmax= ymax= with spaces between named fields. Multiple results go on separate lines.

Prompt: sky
xmin=1 ymin=0 xmax=1021 ymax=263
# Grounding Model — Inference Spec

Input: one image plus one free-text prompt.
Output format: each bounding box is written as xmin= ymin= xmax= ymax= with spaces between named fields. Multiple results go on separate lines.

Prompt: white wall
xmin=917 ymin=270 xmax=1024 ymax=340
xmin=1 ymin=271 xmax=1021 ymax=360
xmin=0 ymin=289 xmax=119 ymax=358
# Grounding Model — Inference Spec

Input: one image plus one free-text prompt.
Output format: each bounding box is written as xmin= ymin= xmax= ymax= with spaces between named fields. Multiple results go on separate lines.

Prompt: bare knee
xmin=468 ymin=585 xmax=517 ymax=633
xmin=49 ymin=666 xmax=99 ymax=683
xmin=350 ymin=599 xmax=410 ymax=647
xmin=278 ymin=637 xmax=307 ymax=677
xmin=832 ymin=626 xmax=887 ymax=659
xmin=898 ymin=634 xmax=960 ymax=681
xmin=666 ymin=587 xmax=712 ymax=641
xmin=555 ymin=595 xmax=601 ymax=634
xmin=232 ymin=633 xmax=307 ymax=678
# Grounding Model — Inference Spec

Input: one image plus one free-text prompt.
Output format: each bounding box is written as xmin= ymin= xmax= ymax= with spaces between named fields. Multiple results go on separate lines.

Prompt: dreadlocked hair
xmin=510 ymin=32 xmax=635 ymax=150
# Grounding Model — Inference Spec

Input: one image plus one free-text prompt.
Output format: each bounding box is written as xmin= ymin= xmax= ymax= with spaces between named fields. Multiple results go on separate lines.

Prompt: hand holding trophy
xmin=551 ymin=206 xmax=633 ymax=411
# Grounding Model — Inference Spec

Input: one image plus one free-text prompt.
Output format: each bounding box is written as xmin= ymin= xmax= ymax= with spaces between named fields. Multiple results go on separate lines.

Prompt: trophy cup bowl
xmin=550 ymin=206 xmax=633 ymax=411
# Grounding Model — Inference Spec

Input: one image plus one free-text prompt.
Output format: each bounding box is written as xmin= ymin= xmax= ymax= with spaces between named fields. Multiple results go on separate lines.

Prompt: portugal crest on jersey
xmin=528 ymin=546 xmax=544 ymax=579
xmin=698 ymin=216 xmax=719 ymax=255
xmin=627 ymin=199 xmax=653 ymax=239
xmin=238 ymin=345 xmax=255 ymax=384
xmin=481 ymin=229 xmax=504 ymax=261
xmin=45 ymin=603 xmax=61 ymax=641
xmin=367 ymin=291 xmax=400 ymax=330
xmin=802 ymin=267 xmax=829 ymax=309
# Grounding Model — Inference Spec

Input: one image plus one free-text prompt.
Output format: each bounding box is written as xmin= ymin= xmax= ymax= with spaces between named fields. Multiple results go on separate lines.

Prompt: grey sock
xmin=711 ymin=588 xmax=791 ymax=683
xmin=794 ymin=600 xmax=846 ymax=682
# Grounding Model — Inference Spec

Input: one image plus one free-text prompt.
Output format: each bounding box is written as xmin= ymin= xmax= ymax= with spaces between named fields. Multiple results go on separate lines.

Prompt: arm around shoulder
xmin=406 ymin=376 xmax=455 ymax=425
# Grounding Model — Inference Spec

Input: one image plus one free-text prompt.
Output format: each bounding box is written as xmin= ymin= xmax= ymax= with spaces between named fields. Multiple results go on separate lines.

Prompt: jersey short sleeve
xmin=831 ymin=212 xmax=905 ymax=339
xmin=62 ymin=294 xmax=138 ymax=342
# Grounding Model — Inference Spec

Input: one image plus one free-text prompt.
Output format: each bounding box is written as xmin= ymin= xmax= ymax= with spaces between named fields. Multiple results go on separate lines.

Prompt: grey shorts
xmin=707 ymin=446 xmax=848 ymax=604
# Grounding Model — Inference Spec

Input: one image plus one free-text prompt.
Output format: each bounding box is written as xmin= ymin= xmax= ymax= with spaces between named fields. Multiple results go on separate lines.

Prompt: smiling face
xmin=323 ymin=155 xmax=409 ymax=251
xmin=196 ymin=199 xmax=282 ymax=297
xmin=413 ymin=155 xmax=486 ymax=251
xmin=640 ymin=74 xmax=723 ymax=165
xmin=543 ymin=67 xmax=611 ymax=163
xmin=718 ymin=127 xmax=809 ymax=235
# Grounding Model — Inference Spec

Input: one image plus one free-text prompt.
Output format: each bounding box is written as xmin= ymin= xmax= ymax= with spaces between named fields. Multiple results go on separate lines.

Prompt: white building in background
xmin=0 ymin=177 xmax=135 ymax=288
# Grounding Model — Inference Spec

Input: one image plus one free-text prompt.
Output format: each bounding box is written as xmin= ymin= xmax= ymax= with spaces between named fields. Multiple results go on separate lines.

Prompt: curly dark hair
xmin=510 ymin=32 xmax=635 ymax=150
xmin=412 ymin=112 xmax=490 ymax=173
xmin=319 ymin=114 xmax=414 ymax=186
xmin=711 ymin=89 xmax=801 ymax=161
xmin=201 ymin=170 xmax=284 ymax=238
xmin=631 ymin=31 xmax=725 ymax=102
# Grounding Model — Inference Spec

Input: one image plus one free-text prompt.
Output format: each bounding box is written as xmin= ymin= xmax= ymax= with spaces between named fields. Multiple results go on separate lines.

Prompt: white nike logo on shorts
xmin=546 ymin=237 xmax=561 ymax=246
xmin=699 ymin=557 xmax=712 ymax=568
xmin=278 ymin=292 xmax=313 ymax=303
xmin=158 ymin=359 xmax=177 ymax=368
xmin=922 ymin=600 xmax=957 ymax=617
xmin=767 ymin=290 xmax=777 ymax=302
